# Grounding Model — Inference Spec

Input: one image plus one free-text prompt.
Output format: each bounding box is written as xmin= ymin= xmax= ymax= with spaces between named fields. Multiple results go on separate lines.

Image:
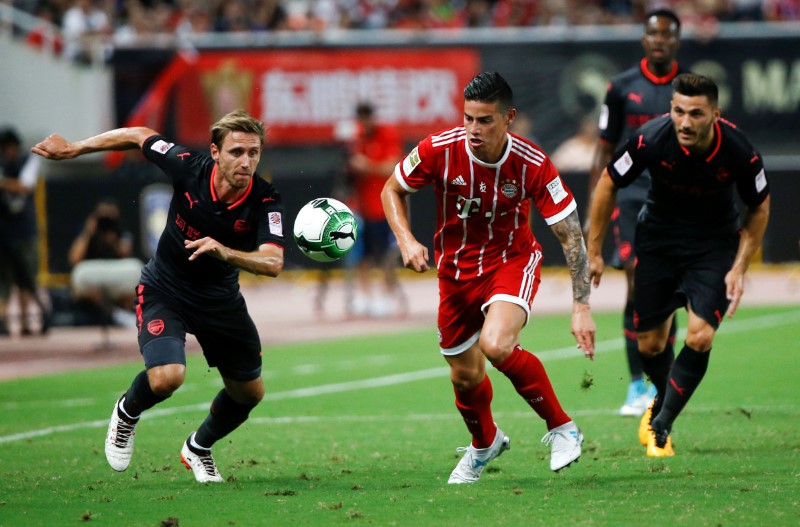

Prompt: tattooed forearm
xmin=551 ymin=210 xmax=591 ymax=305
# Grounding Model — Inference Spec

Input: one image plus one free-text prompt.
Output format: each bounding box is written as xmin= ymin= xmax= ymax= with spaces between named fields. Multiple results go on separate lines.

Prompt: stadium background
xmin=0 ymin=3 xmax=798 ymax=332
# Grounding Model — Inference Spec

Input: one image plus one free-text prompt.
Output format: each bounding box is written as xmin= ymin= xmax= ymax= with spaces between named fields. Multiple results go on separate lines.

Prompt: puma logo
xmin=330 ymin=230 xmax=355 ymax=241
xmin=184 ymin=192 xmax=199 ymax=208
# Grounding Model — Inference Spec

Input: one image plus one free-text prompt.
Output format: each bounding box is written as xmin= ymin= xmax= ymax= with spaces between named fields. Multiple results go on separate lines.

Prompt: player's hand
xmin=31 ymin=134 xmax=75 ymax=160
xmin=399 ymin=240 xmax=429 ymax=273
xmin=725 ymin=269 xmax=745 ymax=317
xmin=588 ymin=252 xmax=604 ymax=288
xmin=185 ymin=237 xmax=227 ymax=262
xmin=571 ymin=303 xmax=595 ymax=360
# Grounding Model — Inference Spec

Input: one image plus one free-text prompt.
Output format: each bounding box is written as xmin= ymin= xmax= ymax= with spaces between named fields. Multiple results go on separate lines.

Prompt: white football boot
xmin=180 ymin=434 xmax=224 ymax=483
xmin=105 ymin=396 xmax=138 ymax=472
xmin=541 ymin=420 xmax=583 ymax=472
xmin=448 ymin=425 xmax=511 ymax=484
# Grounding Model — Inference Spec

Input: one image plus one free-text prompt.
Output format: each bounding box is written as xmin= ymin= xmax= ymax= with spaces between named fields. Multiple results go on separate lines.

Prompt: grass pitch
xmin=1 ymin=305 xmax=799 ymax=526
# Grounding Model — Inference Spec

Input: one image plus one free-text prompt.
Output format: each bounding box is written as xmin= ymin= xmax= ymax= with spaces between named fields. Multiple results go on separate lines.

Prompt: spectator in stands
xmin=25 ymin=3 xmax=64 ymax=55
xmin=0 ymin=127 xmax=51 ymax=336
xmin=68 ymin=198 xmax=142 ymax=327
xmin=61 ymin=0 xmax=113 ymax=64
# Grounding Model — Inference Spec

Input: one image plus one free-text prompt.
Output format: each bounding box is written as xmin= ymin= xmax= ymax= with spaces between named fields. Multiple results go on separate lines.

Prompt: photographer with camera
xmin=68 ymin=198 xmax=142 ymax=327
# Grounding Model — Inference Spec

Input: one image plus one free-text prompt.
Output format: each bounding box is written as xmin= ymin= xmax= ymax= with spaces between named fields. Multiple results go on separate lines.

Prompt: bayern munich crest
xmin=501 ymin=178 xmax=519 ymax=198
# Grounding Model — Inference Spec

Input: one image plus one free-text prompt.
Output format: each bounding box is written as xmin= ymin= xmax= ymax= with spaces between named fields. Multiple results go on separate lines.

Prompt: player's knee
xmin=637 ymin=338 xmax=664 ymax=357
xmin=147 ymin=366 xmax=185 ymax=396
xmin=684 ymin=331 xmax=714 ymax=352
xmin=478 ymin=334 xmax=514 ymax=363
xmin=238 ymin=383 xmax=265 ymax=406
xmin=450 ymin=367 xmax=483 ymax=391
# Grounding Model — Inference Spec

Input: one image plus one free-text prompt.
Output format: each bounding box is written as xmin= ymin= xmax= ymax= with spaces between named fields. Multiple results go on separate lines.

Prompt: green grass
xmin=1 ymin=306 xmax=799 ymax=526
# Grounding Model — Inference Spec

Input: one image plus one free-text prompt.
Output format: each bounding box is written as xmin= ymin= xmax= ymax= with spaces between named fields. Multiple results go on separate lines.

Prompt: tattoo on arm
xmin=551 ymin=210 xmax=591 ymax=304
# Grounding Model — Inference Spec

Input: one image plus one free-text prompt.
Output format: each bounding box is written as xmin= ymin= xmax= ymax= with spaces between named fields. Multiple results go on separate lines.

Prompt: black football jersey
xmin=607 ymin=115 xmax=769 ymax=245
xmin=599 ymin=59 xmax=684 ymax=203
xmin=139 ymin=135 xmax=285 ymax=303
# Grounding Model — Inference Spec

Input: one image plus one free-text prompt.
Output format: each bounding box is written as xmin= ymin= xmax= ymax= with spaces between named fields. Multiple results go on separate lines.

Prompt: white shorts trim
xmin=482 ymin=294 xmax=531 ymax=327
xmin=440 ymin=329 xmax=481 ymax=356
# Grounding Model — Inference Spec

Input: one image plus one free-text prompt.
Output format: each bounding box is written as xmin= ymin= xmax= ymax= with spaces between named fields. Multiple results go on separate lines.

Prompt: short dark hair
xmin=0 ymin=127 xmax=21 ymax=147
xmin=463 ymin=72 xmax=513 ymax=111
xmin=672 ymin=73 xmax=718 ymax=106
xmin=355 ymin=101 xmax=374 ymax=118
xmin=644 ymin=8 xmax=681 ymax=34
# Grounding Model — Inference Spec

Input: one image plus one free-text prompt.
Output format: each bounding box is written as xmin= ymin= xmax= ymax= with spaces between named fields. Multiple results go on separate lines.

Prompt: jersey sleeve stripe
xmin=393 ymin=163 xmax=417 ymax=192
xmin=510 ymin=144 xmax=544 ymax=166
xmin=512 ymin=140 xmax=546 ymax=162
xmin=432 ymin=127 xmax=466 ymax=147
xmin=543 ymin=198 xmax=577 ymax=225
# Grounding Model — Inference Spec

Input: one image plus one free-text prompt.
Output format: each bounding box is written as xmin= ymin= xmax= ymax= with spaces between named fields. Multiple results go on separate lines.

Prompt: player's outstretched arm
xmin=550 ymin=209 xmax=596 ymax=359
xmin=381 ymin=175 xmax=429 ymax=273
xmin=586 ymin=170 xmax=618 ymax=288
xmin=725 ymin=195 xmax=770 ymax=317
xmin=184 ymin=238 xmax=284 ymax=277
xmin=31 ymin=127 xmax=158 ymax=160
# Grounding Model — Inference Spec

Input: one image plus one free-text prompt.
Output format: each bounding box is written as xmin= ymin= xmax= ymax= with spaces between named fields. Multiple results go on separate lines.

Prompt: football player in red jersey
xmin=382 ymin=72 xmax=595 ymax=483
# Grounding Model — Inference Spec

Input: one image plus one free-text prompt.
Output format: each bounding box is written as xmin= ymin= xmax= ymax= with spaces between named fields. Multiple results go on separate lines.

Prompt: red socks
xmin=454 ymin=375 xmax=497 ymax=448
xmin=495 ymin=345 xmax=570 ymax=430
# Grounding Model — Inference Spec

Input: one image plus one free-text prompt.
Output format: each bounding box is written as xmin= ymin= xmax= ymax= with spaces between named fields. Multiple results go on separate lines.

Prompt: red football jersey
xmin=352 ymin=123 xmax=403 ymax=222
xmin=394 ymin=127 xmax=576 ymax=281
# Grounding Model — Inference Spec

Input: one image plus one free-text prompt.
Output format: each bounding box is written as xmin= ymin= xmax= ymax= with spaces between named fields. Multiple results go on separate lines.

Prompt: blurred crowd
xmin=14 ymin=0 xmax=800 ymax=43
xmin=9 ymin=0 xmax=800 ymax=62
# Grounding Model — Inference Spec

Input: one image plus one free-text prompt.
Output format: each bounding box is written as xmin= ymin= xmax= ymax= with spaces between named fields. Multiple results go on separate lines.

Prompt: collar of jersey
xmin=209 ymin=164 xmax=254 ymax=210
xmin=464 ymin=133 xmax=513 ymax=167
xmin=640 ymin=58 xmax=679 ymax=85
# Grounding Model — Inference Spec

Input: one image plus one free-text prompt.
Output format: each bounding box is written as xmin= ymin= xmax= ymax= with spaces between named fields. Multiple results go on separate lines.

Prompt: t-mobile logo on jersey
xmin=456 ymin=195 xmax=482 ymax=219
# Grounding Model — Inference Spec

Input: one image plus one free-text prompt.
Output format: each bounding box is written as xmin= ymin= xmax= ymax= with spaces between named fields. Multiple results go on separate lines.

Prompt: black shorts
xmin=609 ymin=200 xmax=643 ymax=270
xmin=633 ymin=239 xmax=737 ymax=332
xmin=135 ymin=283 xmax=262 ymax=381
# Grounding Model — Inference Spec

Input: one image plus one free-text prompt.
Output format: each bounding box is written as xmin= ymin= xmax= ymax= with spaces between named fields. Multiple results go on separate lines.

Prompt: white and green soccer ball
xmin=293 ymin=197 xmax=358 ymax=262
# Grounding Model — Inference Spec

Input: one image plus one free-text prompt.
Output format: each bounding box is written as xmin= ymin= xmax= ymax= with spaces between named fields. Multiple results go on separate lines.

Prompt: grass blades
xmin=1 ymin=306 xmax=798 ymax=526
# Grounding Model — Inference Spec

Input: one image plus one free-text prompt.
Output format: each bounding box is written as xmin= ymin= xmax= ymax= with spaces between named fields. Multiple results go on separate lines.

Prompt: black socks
xmin=194 ymin=389 xmax=257 ymax=449
xmin=654 ymin=344 xmax=710 ymax=430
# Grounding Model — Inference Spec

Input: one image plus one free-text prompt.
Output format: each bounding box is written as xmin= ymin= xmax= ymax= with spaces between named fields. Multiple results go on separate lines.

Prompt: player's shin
xmin=454 ymin=375 xmax=497 ymax=448
xmin=194 ymin=389 xmax=257 ymax=449
xmin=495 ymin=345 xmax=570 ymax=429
xmin=122 ymin=370 xmax=170 ymax=418
xmin=654 ymin=344 xmax=710 ymax=429
xmin=639 ymin=345 xmax=674 ymax=415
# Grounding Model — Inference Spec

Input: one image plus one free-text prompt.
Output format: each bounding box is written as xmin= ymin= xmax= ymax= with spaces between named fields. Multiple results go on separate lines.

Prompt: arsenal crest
xmin=147 ymin=319 xmax=165 ymax=336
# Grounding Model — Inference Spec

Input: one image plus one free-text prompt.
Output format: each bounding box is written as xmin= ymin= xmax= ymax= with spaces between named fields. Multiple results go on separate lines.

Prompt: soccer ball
xmin=293 ymin=198 xmax=358 ymax=262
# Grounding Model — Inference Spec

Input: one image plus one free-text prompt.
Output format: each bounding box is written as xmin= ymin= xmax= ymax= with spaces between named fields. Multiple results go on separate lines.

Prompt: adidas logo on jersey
xmin=452 ymin=175 xmax=467 ymax=186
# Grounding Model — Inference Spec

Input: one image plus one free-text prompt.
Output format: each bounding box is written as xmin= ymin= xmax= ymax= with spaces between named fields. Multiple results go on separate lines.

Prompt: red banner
xmin=162 ymin=48 xmax=481 ymax=146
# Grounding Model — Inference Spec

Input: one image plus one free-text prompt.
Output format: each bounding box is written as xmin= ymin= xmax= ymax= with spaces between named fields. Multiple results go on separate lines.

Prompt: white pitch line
xmin=1 ymin=309 xmax=798 ymax=445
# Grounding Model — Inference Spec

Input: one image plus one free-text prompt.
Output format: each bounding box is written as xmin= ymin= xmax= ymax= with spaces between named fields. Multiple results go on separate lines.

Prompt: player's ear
xmin=507 ymin=108 xmax=517 ymax=126
xmin=210 ymin=142 xmax=220 ymax=161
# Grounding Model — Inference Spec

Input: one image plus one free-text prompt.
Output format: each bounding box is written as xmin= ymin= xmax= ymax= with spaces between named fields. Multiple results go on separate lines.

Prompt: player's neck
xmin=645 ymin=59 xmax=675 ymax=78
xmin=213 ymin=176 xmax=248 ymax=204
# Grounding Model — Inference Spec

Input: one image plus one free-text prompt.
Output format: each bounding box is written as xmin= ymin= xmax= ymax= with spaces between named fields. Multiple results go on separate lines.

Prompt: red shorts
xmin=438 ymin=249 xmax=542 ymax=355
